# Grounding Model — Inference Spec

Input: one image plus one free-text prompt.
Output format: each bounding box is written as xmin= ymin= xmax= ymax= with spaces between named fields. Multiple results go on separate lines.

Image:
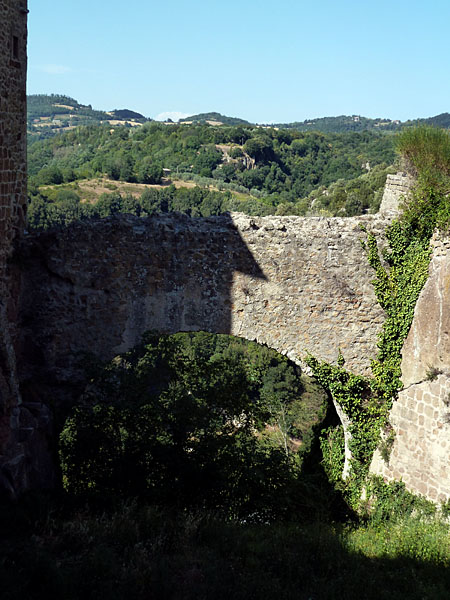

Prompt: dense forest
xmin=60 ymin=332 xmax=327 ymax=516
xmin=272 ymin=112 xmax=450 ymax=133
xmin=27 ymin=120 xmax=397 ymax=228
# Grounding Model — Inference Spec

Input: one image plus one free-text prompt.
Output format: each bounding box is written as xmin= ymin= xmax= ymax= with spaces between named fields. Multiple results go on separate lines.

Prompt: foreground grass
xmin=1 ymin=498 xmax=450 ymax=600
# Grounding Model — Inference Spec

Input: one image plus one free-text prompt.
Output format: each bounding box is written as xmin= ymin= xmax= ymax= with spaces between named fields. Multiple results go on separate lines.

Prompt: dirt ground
xmin=40 ymin=177 xmax=220 ymax=203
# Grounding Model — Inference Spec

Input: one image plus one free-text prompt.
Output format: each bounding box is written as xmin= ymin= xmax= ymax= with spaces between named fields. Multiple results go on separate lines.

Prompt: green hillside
xmin=273 ymin=113 xmax=450 ymax=133
xmin=27 ymin=94 xmax=150 ymax=139
xmin=27 ymin=120 xmax=397 ymax=230
xmin=179 ymin=111 xmax=251 ymax=126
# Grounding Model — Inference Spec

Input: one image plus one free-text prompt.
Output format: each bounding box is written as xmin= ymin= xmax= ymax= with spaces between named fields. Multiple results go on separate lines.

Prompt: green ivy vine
xmin=306 ymin=128 xmax=450 ymax=510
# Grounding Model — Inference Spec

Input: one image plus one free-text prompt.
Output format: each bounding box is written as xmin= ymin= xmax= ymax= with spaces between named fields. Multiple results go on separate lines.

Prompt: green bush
xmin=396 ymin=125 xmax=450 ymax=178
xmin=59 ymin=333 xmax=327 ymax=519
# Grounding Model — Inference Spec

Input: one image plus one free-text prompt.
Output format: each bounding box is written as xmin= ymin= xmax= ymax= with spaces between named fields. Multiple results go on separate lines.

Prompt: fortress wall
xmin=379 ymin=172 xmax=414 ymax=214
xmin=18 ymin=212 xmax=391 ymax=397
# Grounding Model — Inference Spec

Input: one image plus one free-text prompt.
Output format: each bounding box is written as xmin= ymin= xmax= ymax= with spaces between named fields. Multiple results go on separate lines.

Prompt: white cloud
xmin=154 ymin=111 xmax=190 ymax=122
xmin=37 ymin=64 xmax=72 ymax=75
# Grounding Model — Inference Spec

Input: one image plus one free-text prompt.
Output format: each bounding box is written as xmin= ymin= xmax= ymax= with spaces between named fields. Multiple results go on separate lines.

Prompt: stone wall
xmin=379 ymin=172 xmax=414 ymax=214
xmin=370 ymin=234 xmax=450 ymax=502
xmin=371 ymin=375 xmax=450 ymax=502
xmin=0 ymin=0 xmax=27 ymax=255
xmin=0 ymin=0 xmax=51 ymax=498
xmin=18 ymin=212 xmax=391 ymax=406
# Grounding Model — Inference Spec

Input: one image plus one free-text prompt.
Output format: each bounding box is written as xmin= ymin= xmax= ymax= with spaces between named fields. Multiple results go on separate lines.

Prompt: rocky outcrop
xmin=401 ymin=233 xmax=450 ymax=387
xmin=370 ymin=233 xmax=450 ymax=502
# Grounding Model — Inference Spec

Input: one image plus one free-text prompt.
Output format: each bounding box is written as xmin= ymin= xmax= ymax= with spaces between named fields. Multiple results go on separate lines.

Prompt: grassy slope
xmin=1 ymin=499 xmax=450 ymax=600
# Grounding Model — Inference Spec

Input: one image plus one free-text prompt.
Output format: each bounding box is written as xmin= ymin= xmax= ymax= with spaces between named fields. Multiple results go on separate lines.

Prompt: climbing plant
xmin=306 ymin=126 xmax=450 ymax=510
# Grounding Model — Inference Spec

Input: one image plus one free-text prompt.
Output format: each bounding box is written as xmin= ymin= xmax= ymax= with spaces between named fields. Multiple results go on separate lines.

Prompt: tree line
xmin=26 ymin=121 xmax=397 ymax=226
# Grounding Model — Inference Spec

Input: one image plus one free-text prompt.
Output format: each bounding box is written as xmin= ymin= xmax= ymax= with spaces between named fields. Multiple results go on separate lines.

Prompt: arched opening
xmin=57 ymin=330 xmax=347 ymax=520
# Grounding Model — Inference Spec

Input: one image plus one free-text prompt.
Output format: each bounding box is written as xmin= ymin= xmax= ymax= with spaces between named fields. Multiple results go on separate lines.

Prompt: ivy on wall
xmin=306 ymin=126 xmax=450 ymax=510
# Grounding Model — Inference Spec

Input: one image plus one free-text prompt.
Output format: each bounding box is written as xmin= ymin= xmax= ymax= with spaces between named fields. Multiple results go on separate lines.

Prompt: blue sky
xmin=27 ymin=0 xmax=450 ymax=123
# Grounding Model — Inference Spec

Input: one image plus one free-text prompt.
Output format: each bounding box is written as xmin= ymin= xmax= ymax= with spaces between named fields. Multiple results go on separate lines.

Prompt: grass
xmin=1 ymin=496 xmax=450 ymax=600
xmin=37 ymin=176 xmax=260 ymax=206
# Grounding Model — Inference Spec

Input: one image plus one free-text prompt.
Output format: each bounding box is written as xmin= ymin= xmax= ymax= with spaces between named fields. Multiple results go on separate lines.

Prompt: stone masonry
xmin=0 ymin=0 xmax=27 ymax=252
xmin=370 ymin=233 xmax=450 ymax=502
xmin=0 ymin=0 xmax=46 ymax=499
xmin=18 ymin=212 xmax=391 ymax=404
xmin=379 ymin=172 xmax=414 ymax=214
xmin=370 ymin=375 xmax=450 ymax=502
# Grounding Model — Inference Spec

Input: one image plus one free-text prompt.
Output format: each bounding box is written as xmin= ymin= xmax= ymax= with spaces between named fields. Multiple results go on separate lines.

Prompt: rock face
xmin=18 ymin=212 xmax=391 ymax=403
xmin=401 ymin=233 xmax=450 ymax=387
xmin=370 ymin=233 xmax=450 ymax=502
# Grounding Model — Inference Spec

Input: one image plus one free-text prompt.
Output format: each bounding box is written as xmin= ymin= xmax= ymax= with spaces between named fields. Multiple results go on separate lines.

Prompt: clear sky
xmin=27 ymin=0 xmax=450 ymax=123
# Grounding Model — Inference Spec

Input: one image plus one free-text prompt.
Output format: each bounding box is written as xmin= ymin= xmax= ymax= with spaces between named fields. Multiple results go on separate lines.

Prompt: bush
xmin=59 ymin=333 xmax=327 ymax=519
xmin=396 ymin=126 xmax=450 ymax=178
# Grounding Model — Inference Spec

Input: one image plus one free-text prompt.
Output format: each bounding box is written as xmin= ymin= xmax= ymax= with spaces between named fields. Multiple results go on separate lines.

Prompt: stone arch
xmin=18 ymin=211 xmax=392 ymax=404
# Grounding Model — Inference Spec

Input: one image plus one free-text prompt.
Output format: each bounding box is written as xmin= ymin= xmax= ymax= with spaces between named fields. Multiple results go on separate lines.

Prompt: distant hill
xmin=271 ymin=115 xmax=400 ymax=133
xmin=179 ymin=112 xmax=252 ymax=126
xmin=27 ymin=94 xmax=150 ymax=138
xmin=272 ymin=113 xmax=450 ymax=133
xmin=420 ymin=113 xmax=450 ymax=128
xmin=28 ymin=94 xmax=449 ymax=137
xmin=111 ymin=108 xmax=146 ymax=120
xmin=179 ymin=111 xmax=449 ymax=132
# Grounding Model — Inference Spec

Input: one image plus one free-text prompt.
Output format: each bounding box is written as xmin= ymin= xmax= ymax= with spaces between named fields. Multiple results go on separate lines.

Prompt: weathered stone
xmin=370 ymin=375 xmax=450 ymax=502
xmin=17 ymin=212 xmax=392 ymax=401
xmin=402 ymin=232 xmax=450 ymax=387
xmin=379 ymin=172 xmax=414 ymax=214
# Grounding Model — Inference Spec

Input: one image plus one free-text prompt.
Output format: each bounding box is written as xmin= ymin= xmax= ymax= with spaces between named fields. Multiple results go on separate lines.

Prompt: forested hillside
xmin=274 ymin=112 xmax=450 ymax=133
xmin=27 ymin=97 xmax=448 ymax=230
xmin=179 ymin=112 xmax=251 ymax=125
xmin=27 ymin=121 xmax=396 ymax=229
xmin=27 ymin=94 xmax=149 ymax=138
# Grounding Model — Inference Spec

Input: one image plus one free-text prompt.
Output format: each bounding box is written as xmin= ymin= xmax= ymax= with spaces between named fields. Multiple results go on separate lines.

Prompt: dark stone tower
xmin=0 ymin=0 xmax=51 ymax=498
xmin=0 ymin=0 xmax=28 ymax=244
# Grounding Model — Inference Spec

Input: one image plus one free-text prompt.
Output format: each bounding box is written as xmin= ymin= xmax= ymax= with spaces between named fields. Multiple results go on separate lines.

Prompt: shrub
xmin=396 ymin=126 xmax=450 ymax=178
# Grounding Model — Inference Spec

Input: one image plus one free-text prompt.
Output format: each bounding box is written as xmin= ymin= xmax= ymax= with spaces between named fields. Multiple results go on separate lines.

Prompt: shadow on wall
xmin=17 ymin=212 xmax=267 ymax=402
